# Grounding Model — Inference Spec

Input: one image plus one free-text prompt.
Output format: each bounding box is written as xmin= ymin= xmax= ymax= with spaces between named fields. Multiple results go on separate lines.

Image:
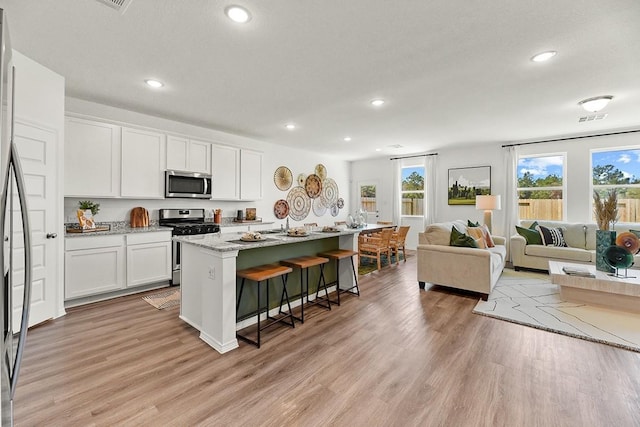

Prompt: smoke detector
xmin=94 ymin=0 xmax=134 ymax=14
xmin=578 ymin=113 xmax=608 ymax=123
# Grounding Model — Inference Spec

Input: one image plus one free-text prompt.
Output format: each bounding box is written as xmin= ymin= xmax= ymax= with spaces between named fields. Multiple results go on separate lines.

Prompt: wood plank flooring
xmin=14 ymin=254 xmax=640 ymax=426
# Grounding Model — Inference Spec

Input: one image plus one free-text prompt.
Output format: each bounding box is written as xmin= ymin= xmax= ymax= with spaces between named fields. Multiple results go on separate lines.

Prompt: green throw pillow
xmin=450 ymin=226 xmax=478 ymax=248
xmin=467 ymin=220 xmax=481 ymax=227
xmin=515 ymin=225 xmax=542 ymax=245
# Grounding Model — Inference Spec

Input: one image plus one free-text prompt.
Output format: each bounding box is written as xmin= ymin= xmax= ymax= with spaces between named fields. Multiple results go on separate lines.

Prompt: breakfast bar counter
xmin=174 ymin=229 xmax=361 ymax=353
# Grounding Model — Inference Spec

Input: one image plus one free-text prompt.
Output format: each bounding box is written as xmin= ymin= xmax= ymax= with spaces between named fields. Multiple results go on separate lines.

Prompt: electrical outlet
xmin=208 ymin=266 xmax=215 ymax=280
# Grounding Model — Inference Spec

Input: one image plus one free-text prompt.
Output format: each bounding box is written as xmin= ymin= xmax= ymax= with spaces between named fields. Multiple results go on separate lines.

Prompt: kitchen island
xmin=175 ymin=228 xmax=361 ymax=353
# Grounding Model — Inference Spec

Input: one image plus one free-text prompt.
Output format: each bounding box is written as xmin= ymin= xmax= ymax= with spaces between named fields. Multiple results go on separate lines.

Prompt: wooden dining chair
xmin=358 ymin=228 xmax=394 ymax=270
xmin=390 ymin=225 xmax=410 ymax=263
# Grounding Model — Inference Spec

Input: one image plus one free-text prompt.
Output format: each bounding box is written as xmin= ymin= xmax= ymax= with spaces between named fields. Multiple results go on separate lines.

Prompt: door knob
xmin=46 ymin=233 xmax=57 ymax=239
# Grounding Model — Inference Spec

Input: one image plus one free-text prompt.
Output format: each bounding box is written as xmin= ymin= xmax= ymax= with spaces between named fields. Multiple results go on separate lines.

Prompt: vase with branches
xmin=593 ymin=189 xmax=618 ymax=231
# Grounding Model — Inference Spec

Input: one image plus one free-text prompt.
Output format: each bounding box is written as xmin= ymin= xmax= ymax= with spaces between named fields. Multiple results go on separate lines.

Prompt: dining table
xmin=358 ymin=223 xmax=396 ymax=235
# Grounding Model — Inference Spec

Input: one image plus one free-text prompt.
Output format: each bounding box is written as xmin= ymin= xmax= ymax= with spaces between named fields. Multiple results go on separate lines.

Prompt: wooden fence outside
xmin=360 ymin=197 xmax=424 ymax=216
xmin=519 ymin=198 xmax=640 ymax=223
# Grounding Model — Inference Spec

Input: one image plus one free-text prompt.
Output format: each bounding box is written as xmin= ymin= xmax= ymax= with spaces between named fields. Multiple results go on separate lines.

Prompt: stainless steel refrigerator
xmin=0 ymin=8 xmax=33 ymax=427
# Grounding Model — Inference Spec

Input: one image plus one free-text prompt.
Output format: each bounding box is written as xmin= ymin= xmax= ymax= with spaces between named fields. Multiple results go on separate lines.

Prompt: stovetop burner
xmin=159 ymin=208 xmax=220 ymax=236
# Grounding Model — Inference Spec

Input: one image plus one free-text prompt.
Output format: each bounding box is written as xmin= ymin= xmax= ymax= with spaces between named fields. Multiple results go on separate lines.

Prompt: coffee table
xmin=549 ymin=261 xmax=640 ymax=314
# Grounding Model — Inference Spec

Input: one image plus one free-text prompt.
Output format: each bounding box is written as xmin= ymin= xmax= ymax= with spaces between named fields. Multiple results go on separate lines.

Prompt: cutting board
xmin=130 ymin=207 xmax=149 ymax=228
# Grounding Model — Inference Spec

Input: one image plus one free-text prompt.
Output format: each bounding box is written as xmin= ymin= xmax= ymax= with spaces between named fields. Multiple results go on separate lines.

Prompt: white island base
xmin=178 ymin=230 xmax=360 ymax=353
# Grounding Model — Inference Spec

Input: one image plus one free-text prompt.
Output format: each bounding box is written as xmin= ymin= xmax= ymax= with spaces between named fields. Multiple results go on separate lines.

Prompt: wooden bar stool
xmin=236 ymin=263 xmax=295 ymax=348
xmin=317 ymin=249 xmax=359 ymax=306
xmin=280 ymin=255 xmax=330 ymax=323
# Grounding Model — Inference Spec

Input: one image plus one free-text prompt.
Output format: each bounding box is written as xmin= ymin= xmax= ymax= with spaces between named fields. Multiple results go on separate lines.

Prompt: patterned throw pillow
xmin=536 ymin=225 xmax=567 ymax=247
xmin=467 ymin=220 xmax=481 ymax=227
xmin=481 ymin=224 xmax=495 ymax=248
xmin=467 ymin=227 xmax=487 ymax=248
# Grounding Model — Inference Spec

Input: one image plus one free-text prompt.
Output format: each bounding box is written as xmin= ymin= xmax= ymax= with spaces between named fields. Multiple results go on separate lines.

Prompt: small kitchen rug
xmin=142 ymin=289 xmax=180 ymax=310
xmin=473 ymin=269 xmax=640 ymax=353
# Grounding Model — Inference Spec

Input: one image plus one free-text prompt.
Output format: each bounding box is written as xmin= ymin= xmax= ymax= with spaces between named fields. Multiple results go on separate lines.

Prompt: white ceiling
xmin=2 ymin=0 xmax=639 ymax=160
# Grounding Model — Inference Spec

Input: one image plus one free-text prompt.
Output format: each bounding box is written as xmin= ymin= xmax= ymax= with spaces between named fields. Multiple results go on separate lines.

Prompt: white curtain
xmin=392 ymin=159 xmax=402 ymax=226
xmin=503 ymin=145 xmax=519 ymax=260
xmin=424 ymin=154 xmax=437 ymax=229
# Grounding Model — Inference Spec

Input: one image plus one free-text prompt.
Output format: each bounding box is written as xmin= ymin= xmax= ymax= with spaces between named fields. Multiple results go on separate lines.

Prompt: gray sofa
xmin=510 ymin=220 xmax=639 ymax=271
xmin=417 ymin=220 xmax=506 ymax=300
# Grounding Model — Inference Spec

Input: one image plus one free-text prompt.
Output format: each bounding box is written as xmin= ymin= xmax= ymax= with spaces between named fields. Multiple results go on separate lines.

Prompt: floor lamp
xmin=476 ymin=195 xmax=501 ymax=233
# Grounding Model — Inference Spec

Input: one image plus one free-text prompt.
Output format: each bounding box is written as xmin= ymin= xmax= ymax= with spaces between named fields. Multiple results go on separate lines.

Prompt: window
xmin=401 ymin=166 xmax=424 ymax=216
xmin=517 ymin=154 xmax=565 ymax=220
xmin=592 ymin=148 xmax=640 ymax=223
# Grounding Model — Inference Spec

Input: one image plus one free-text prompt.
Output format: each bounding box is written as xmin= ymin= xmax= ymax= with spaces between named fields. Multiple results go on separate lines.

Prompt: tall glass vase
xmin=596 ymin=230 xmax=616 ymax=273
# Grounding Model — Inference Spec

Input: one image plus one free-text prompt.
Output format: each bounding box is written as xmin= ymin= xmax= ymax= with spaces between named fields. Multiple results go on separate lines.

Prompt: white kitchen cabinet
xmin=121 ymin=127 xmax=166 ymax=198
xmin=166 ymin=135 xmax=211 ymax=174
xmin=211 ymin=145 xmax=240 ymax=200
xmin=64 ymin=235 xmax=126 ymax=299
xmin=240 ymin=149 xmax=263 ymax=200
xmin=126 ymin=232 xmax=172 ymax=288
xmin=65 ymin=117 xmax=121 ymax=197
xmin=210 ymin=146 xmax=262 ymax=201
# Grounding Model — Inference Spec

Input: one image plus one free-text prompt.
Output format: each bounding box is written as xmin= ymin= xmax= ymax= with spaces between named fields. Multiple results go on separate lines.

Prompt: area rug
xmin=473 ymin=269 xmax=640 ymax=353
xmin=142 ymin=289 xmax=180 ymax=310
xmin=358 ymin=253 xmax=411 ymax=276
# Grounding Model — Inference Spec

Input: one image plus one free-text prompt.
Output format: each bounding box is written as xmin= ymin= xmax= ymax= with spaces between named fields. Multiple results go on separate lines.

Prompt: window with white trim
xmin=517 ymin=154 xmax=565 ymax=220
xmin=592 ymin=147 xmax=640 ymax=224
xmin=401 ymin=165 xmax=424 ymax=216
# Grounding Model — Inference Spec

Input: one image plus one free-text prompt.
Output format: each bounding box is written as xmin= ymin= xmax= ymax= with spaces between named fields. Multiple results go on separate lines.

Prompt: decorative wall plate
xmin=305 ymin=174 xmax=323 ymax=199
xmin=616 ymin=232 xmax=640 ymax=254
xmin=330 ymin=204 xmax=339 ymax=217
xmin=312 ymin=197 xmax=327 ymax=216
xmin=273 ymin=199 xmax=290 ymax=219
xmin=287 ymin=187 xmax=311 ymax=221
xmin=297 ymin=173 xmax=306 ymax=187
xmin=274 ymin=166 xmax=293 ymax=191
xmin=315 ymin=164 xmax=327 ymax=180
xmin=320 ymin=178 xmax=338 ymax=208
xmin=337 ymin=197 xmax=344 ymax=209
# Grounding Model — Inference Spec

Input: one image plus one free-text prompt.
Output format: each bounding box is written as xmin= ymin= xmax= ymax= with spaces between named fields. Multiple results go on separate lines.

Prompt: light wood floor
xmin=14 ymin=254 xmax=640 ymax=426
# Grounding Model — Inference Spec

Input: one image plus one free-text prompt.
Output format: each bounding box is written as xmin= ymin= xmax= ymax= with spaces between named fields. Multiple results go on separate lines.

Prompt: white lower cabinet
xmin=126 ymin=232 xmax=172 ymax=287
xmin=65 ymin=235 xmax=126 ymax=299
xmin=65 ymin=231 xmax=172 ymax=301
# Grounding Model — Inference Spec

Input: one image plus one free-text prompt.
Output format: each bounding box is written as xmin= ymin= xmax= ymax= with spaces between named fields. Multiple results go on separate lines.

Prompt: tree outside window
xmin=401 ymin=166 xmax=424 ymax=216
xmin=517 ymin=155 xmax=564 ymax=220
xmin=592 ymin=148 xmax=640 ymax=223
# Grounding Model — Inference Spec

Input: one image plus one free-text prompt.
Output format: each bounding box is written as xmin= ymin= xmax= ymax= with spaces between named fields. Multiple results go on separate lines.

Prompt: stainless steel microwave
xmin=165 ymin=170 xmax=212 ymax=199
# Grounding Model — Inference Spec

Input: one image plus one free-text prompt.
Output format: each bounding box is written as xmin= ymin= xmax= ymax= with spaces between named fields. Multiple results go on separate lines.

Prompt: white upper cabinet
xmin=166 ymin=135 xmax=211 ymax=174
xmin=121 ymin=127 xmax=166 ymax=198
xmin=211 ymin=145 xmax=240 ymax=200
xmin=240 ymin=149 xmax=263 ymax=200
xmin=65 ymin=117 xmax=121 ymax=197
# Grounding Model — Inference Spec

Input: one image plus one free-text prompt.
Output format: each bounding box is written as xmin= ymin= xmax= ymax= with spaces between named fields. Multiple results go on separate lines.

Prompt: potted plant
xmin=593 ymin=189 xmax=618 ymax=272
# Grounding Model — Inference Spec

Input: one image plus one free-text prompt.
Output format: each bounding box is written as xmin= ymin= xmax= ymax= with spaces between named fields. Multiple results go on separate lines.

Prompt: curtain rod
xmin=389 ymin=152 xmax=438 ymax=160
xmin=502 ymin=129 xmax=640 ymax=148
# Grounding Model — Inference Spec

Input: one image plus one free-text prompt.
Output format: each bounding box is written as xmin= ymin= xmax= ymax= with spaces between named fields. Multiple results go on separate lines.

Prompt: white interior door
xmin=358 ymin=181 xmax=379 ymax=223
xmin=11 ymin=120 xmax=57 ymax=327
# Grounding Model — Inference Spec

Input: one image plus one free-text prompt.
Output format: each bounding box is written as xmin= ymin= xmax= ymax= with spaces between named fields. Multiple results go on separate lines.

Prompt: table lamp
xmin=476 ymin=195 xmax=501 ymax=232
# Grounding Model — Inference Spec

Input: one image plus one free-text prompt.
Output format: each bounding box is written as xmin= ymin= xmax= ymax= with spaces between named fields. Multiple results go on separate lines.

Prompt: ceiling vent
xmin=578 ymin=113 xmax=608 ymax=123
xmin=388 ymin=144 xmax=404 ymax=149
xmin=94 ymin=0 xmax=134 ymax=14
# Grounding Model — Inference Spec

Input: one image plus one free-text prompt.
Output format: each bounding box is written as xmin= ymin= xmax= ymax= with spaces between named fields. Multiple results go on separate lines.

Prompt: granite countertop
xmin=65 ymin=221 xmax=173 ymax=238
xmin=174 ymin=228 xmax=360 ymax=252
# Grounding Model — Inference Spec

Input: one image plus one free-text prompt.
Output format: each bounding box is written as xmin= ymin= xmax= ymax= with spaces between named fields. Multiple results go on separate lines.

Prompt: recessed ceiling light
xmin=375 ymin=148 xmax=382 ymax=152
xmin=285 ymin=123 xmax=296 ymax=130
xmin=343 ymin=137 xmax=352 ymax=142
xmin=370 ymin=99 xmax=385 ymax=107
xmin=531 ymin=51 xmax=557 ymax=62
xmin=225 ymin=5 xmax=251 ymax=23
xmin=145 ymin=79 xmax=164 ymax=88
xmin=578 ymin=95 xmax=613 ymax=113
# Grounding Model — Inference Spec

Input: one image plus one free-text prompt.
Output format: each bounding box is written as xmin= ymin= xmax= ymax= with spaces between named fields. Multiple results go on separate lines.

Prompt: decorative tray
xmin=66 ymin=225 xmax=111 ymax=233
xmin=240 ymin=236 xmax=265 ymax=242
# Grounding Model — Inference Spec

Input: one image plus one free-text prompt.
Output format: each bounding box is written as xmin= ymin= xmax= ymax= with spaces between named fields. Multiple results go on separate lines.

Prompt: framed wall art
xmin=448 ymin=166 xmax=491 ymax=205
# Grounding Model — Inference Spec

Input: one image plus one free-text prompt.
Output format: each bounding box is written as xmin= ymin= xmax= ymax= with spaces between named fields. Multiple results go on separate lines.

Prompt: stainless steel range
xmin=159 ymin=208 xmax=220 ymax=285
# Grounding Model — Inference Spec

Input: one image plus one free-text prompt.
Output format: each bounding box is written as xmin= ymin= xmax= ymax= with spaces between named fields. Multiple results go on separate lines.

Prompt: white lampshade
xmin=476 ymin=195 xmax=501 ymax=211
xmin=579 ymin=96 xmax=613 ymax=113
